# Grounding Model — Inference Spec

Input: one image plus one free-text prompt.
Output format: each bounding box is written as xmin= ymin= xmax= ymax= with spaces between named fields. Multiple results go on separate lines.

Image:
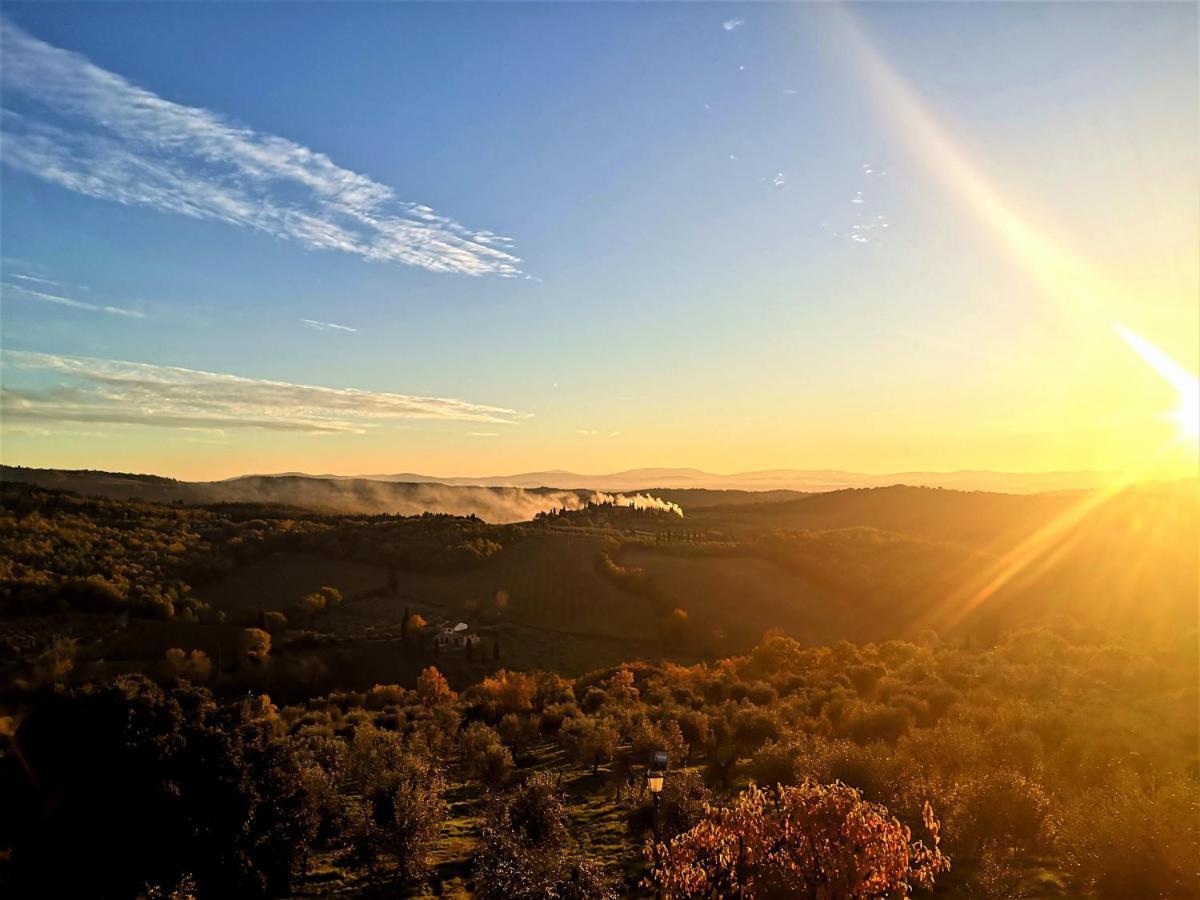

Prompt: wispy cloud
xmin=0 ymin=19 xmax=521 ymax=276
xmin=0 ymin=350 xmax=527 ymax=434
xmin=10 ymin=273 xmax=59 ymax=286
xmin=2 ymin=282 xmax=145 ymax=318
xmin=722 ymin=18 xmax=745 ymax=32
xmin=466 ymin=431 xmax=497 ymax=438
xmin=301 ymin=318 xmax=358 ymax=333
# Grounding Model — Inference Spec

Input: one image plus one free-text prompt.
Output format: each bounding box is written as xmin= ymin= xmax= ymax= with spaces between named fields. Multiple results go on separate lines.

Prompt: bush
xmin=647 ymin=781 xmax=949 ymax=898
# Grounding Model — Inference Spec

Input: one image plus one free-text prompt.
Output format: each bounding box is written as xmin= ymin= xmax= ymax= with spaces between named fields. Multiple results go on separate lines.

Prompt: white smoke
xmin=587 ymin=491 xmax=684 ymax=517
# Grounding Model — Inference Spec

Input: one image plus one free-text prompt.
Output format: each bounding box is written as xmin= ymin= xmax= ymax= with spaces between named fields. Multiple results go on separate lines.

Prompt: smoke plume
xmin=587 ymin=491 xmax=684 ymax=517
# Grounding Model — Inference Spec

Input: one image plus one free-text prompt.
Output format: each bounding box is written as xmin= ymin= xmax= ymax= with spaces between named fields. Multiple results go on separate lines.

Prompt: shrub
xmin=647 ymin=781 xmax=949 ymax=898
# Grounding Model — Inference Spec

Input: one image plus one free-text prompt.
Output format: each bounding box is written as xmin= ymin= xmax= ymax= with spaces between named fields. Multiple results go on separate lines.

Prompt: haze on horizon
xmin=1 ymin=3 xmax=1197 ymax=484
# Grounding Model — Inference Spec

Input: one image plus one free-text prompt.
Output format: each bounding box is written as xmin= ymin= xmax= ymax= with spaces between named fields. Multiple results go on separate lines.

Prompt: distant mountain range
xmin=242 ymin=467 xmax=1132 ymax=494
xmin=3 ymin=465 xmax=1194 ymax=523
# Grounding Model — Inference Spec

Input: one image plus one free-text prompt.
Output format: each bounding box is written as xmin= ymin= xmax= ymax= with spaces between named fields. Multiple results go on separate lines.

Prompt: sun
xmin=1115 ymin=324 xmax=1199 ymax=442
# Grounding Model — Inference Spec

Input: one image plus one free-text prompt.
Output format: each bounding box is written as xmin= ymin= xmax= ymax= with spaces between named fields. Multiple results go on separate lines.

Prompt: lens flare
xmin=1115 ymin=324 xmax=1199 ymax=442
xmin=833 ymin=6 xmax=1197 ymax=458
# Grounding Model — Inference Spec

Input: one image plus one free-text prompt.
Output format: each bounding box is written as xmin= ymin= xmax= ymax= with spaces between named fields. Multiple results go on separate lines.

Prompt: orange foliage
xmin=647 ymin=781 xmax=949 ymax=898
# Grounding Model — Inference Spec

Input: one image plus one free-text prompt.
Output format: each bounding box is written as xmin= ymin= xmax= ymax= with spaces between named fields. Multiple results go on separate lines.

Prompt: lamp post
xmin=646 ymin=750 xmax=668 ymax=900
xmin=646 ymin=750 xmax=668 ymax=840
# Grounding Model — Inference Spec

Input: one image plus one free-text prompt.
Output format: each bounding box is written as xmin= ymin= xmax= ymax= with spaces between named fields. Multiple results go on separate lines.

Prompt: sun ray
xmin=1115 ymin=324 xmax=1199 ymax=441
xmin=832 ymin=9 xmax=1199 ymax=630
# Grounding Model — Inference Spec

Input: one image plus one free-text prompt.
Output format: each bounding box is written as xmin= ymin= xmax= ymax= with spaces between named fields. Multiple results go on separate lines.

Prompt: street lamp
xmin=647 ymin=750 xmax=669 ymax=900
xmin=647 ymin=749 xmax=668 ymax=795
xmin=646 ymin=770 xmax=665 ymax=795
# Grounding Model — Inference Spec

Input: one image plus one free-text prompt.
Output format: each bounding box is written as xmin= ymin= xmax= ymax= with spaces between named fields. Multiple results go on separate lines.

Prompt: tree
xmin=164 ymin=647 xmax=213 ymax=683
xmin=559 ymin=716 xmax=619 ymax=775
xmin=473 ymin=773 xmax=617 ymax=900
xmin=647 ymin=781 xmax=949 ymax=899
xmin=405 ymin=613 xmax=427 ymax=641
xmin=497 ymin=713 xmax=538 ymax=756
xmin=237 ymin=627 xmax=272 ymax=669
xmin=461 ymin=721 xmax=514 ymax=789
xmin=344 ymin=751 xmax=447 ymax=883
xmin=416 ymin=666 xmax=456 ymax=707
xmin=0 ymin=676 xmax=316 ymax=898
xmin=475 ymin=669 xmax=537 ymax=719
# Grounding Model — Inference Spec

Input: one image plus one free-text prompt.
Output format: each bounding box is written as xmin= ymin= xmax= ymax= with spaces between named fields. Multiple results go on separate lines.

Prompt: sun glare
xmin=1116 ymin=324 xmax=1200 ymax=442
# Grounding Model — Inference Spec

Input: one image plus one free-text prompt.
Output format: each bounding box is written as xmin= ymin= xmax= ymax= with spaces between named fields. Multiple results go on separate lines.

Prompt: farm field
xmin=193 ymin=552 xmax=389 ymax=614
xmin=615 ymin=545 xmax=844 ymax=651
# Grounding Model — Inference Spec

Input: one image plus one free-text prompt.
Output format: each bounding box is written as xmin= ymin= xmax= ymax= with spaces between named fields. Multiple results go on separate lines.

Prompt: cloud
xmin=772 ymin=173 xmax=785 ymax=188
xmin=465 ymin=431 xmax=497 ymax=438
xmin=300 ymin=318 xmax=357 ymax=333
xmin=10 ymin=273 xmax=58 ymax=286
xmin=722 ymin=18 xmax=745 ymax=32
xmin=0 ymin=19 xmax=520 ymax=277
xmin=3 ymin=282 xmax=145 ymax=318
xmin=0 ymin=350 xmax=527 ymax=434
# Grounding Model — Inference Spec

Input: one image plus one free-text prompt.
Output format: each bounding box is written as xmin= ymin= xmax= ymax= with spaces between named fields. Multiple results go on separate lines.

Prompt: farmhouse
xmin=433 ymin=621 xmax=482 ymax=650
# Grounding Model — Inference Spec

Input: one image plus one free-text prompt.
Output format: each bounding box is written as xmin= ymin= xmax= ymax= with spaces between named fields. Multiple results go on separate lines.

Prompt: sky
xmin=1 ymin=2 xmax=1197 ymax=481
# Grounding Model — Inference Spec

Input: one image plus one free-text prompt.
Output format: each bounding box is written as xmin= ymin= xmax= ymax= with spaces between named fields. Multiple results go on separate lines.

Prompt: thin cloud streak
xmin=0 ymin=350 xmax=528 ymax=434
xmin=3 ymin=283 xmax=145 ymax=318
xmin=0 ymin=19 xmax=521 ymax=276
xmin=301 ymin=319 xmax=358 ymax=333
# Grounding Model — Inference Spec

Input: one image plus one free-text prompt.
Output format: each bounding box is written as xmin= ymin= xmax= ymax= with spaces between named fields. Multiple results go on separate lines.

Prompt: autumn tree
xmin=405 ymin=613 xmax=427 ymax=642
xmin=647 ymin=781 xmax=949 ymax=899
xmin=416 ymin=666 xmax=456 ymax=707
xmin=474 ymin=669 xmax=537 ymax=719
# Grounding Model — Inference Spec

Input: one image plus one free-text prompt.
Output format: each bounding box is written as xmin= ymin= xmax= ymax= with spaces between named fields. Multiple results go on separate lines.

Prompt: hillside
xmin=1 ymin=480 xmax=1197 ymax=897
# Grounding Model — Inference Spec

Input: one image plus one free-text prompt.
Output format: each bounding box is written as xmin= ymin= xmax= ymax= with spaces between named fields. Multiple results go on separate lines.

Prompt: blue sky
xmin=1 ymin=3 xmax=1196 ymax=478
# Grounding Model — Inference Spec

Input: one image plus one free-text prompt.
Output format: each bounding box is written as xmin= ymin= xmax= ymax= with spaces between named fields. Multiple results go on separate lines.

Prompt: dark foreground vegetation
xmin=1 ymin=478 xmax=1197 ymax=897
xmin=2 ymin=627 xmax=1197 ymax=897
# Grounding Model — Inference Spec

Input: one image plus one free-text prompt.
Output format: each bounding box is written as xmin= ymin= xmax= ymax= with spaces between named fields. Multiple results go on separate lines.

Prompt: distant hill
xmin=238 ymin=466 xmax=1149 ymax=494
xmin=0 ymin=467 xmax=593 ymax=523
xmin=4 ymin=465 xmax=1195 ymax=524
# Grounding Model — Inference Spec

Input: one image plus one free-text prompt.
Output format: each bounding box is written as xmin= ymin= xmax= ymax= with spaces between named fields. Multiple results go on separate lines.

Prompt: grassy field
xmin=193 ymin=552 xmax=390 ymax=614
xmin=616 ymin=545 xmax=845 ymax=651
xmin=176 ymin=537 xmax=704 ymax=691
